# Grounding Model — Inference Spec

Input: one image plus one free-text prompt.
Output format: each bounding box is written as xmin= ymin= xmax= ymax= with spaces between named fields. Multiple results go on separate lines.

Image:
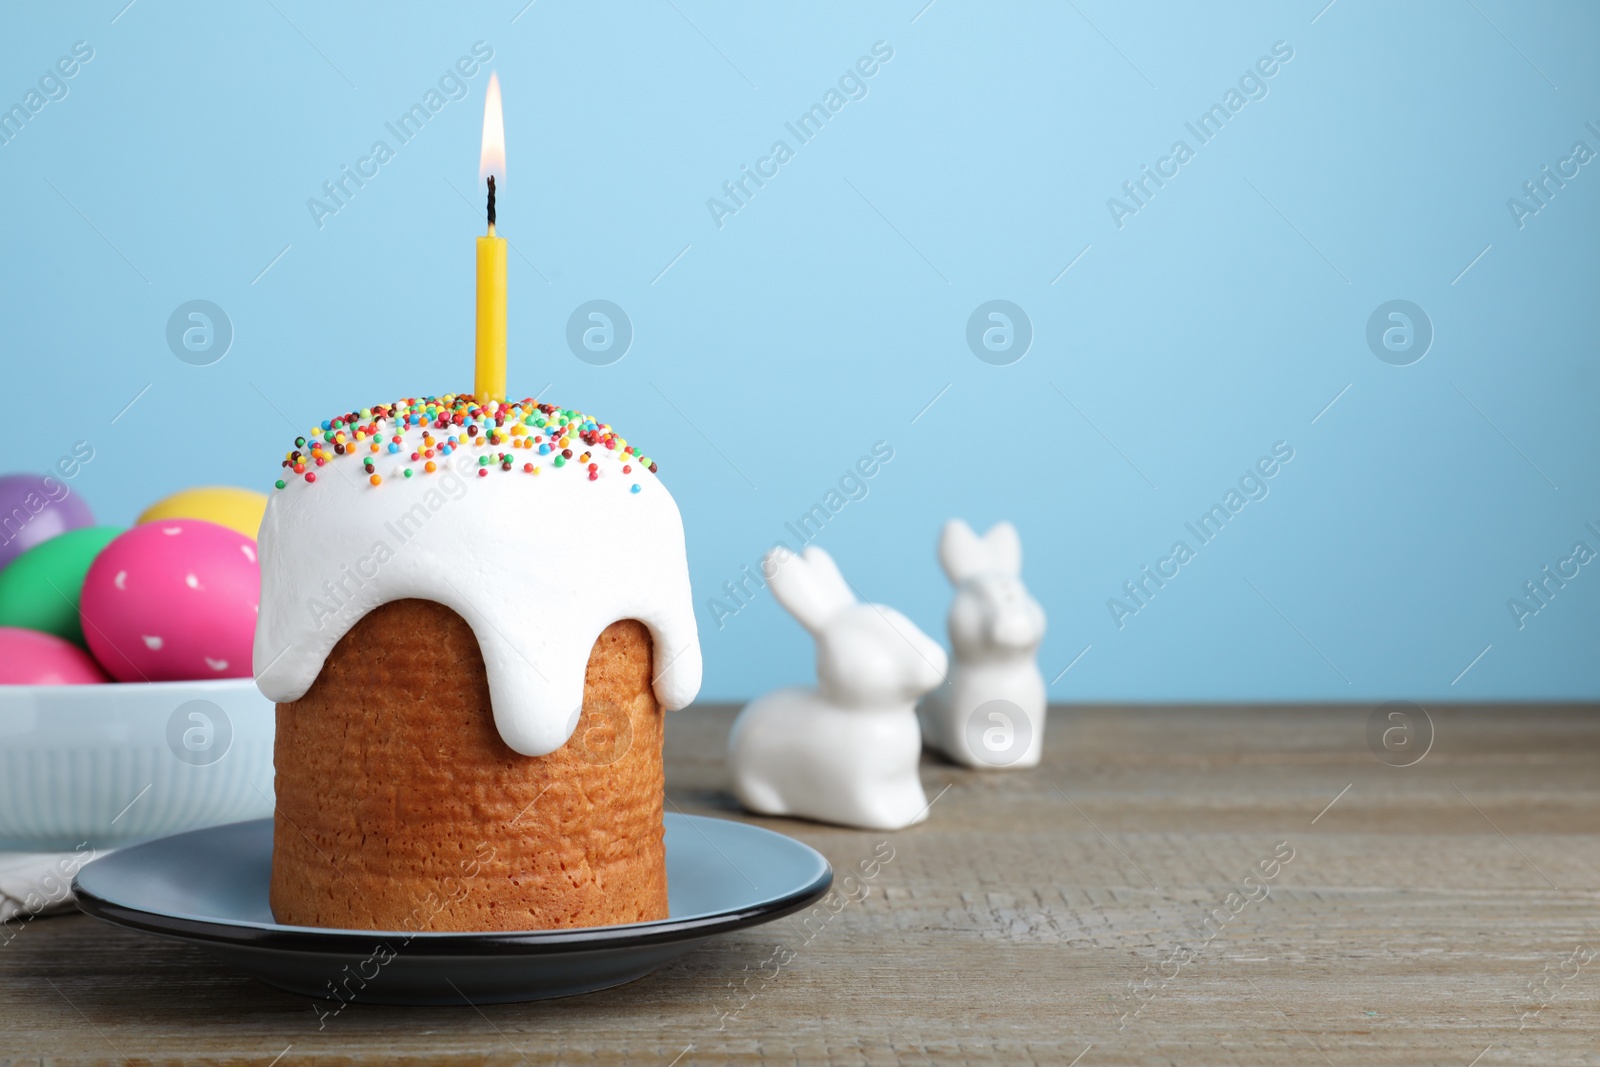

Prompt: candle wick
xmin=486 ymin=175 xmax=497 ymax=230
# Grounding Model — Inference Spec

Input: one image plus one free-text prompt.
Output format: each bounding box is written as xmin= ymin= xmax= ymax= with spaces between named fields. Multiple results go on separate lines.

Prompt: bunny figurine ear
xmin=765 ymin=544 xmax=856 ymax=633
xmin=982 ymin=521 xmax=1022 ymax=577
xmin=940 ymin=519 xmax=1022 ymax=581
xmin=939 ymin=520 xmax=984 ymax=583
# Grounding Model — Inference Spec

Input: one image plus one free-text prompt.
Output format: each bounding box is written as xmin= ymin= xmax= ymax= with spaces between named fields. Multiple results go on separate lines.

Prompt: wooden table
xmin=3 ymin=704 xmax=1597 ymax=1066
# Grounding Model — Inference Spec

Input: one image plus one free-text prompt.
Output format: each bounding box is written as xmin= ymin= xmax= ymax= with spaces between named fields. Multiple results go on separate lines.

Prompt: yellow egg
xmin=137 ymin=486 xmax=268 ymax=539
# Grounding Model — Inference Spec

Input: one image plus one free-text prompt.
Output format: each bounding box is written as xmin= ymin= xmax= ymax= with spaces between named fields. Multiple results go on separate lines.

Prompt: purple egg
xmin=0 ymin=474 xmax=95 ymax=572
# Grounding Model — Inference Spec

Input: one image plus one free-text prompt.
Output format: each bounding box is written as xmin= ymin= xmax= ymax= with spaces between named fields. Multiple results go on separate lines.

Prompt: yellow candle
xmin=475 ymin=72 xmax=507 ymax=404
xmin=475 ymin=225 xmax=506 ymax=404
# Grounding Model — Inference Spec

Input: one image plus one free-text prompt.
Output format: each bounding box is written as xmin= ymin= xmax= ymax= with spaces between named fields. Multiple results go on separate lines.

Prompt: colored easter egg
xmin=80 ymin=519 xmax=260 ymax=682
xmin=0 ymin=526 xmax=122 ymax=646
xmin=0 ymin=626 xmax=109 ymax=685
xmin=137 ymin=486 xmax=268 ymax=539
xmin=0 ymin=473 xmax=95 ymax=572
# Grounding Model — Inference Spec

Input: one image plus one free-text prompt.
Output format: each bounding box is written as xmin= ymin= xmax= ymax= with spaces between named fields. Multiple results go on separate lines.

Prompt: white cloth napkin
xmin=0 ymin=847 xmax=99 ymax=924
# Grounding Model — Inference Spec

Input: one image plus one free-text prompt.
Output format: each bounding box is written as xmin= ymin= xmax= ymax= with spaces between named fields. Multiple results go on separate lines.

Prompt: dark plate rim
xmin=72 ymin=816 xmax=834 ymax=957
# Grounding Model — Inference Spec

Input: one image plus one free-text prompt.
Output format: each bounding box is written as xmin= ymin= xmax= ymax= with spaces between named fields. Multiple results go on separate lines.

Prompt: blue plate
xmin=74 ymin=814 xmax=832 ymax=1004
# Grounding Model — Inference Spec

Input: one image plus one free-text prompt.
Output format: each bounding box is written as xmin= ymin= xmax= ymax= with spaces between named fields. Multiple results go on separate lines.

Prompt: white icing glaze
xmin=251 ymin=400 xmax=702 ymax=757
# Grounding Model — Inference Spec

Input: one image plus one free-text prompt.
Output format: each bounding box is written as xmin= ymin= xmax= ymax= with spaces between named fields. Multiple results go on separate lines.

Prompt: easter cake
xmin=252 ymin=394 xmax=701 ymax=932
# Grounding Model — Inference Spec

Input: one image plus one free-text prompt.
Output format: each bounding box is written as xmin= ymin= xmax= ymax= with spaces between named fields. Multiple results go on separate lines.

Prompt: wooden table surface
xmin=2 ymin=704 xmax=1597 ymax=1066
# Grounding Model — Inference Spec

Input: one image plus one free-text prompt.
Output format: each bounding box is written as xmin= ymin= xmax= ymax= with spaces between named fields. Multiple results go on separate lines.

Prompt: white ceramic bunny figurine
xmin=728 ymin=544 xmax=948 ymax=830
xmin=918 ymin=520 xmax=1047 ymax=769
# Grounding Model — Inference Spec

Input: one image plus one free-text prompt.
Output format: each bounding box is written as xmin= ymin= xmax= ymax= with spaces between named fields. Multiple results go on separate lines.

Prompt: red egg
xmin=80 ymin=519 xmax=260 ymax=682
xmin=0 ymin=627 xmax=109 ymax=685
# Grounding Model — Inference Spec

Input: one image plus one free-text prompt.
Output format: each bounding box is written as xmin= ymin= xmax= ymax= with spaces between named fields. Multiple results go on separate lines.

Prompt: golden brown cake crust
xmin=269 ymin=599 xmax=666 ymax=932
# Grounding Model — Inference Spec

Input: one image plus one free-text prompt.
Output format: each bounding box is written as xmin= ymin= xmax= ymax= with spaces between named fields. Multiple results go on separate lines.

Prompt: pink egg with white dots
xmin=80 ymin=519 xmax=260 ymax=682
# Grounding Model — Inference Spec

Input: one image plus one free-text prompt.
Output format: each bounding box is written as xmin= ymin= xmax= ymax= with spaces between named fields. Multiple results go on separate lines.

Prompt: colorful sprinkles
xmin=273 ymin=395 xmax=658 ymax=492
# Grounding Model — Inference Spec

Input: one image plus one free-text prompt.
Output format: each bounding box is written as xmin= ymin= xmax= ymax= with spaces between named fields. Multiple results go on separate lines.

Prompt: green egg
xmin=0 ymin=526 xmax=123 ymax=647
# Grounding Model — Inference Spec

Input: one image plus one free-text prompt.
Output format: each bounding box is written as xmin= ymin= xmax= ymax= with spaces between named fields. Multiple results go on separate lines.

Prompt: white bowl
xmin=0 ymin=678 xmax=275 ymax=851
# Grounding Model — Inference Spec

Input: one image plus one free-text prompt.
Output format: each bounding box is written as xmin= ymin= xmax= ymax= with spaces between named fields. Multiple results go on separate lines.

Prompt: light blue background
xmin=2 ymin=1 xmax=1596 ymax=702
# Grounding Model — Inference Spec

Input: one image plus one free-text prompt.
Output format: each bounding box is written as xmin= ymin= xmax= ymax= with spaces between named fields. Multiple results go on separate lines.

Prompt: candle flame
xmin=479 ymin=72 xmax=505 ymax=183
